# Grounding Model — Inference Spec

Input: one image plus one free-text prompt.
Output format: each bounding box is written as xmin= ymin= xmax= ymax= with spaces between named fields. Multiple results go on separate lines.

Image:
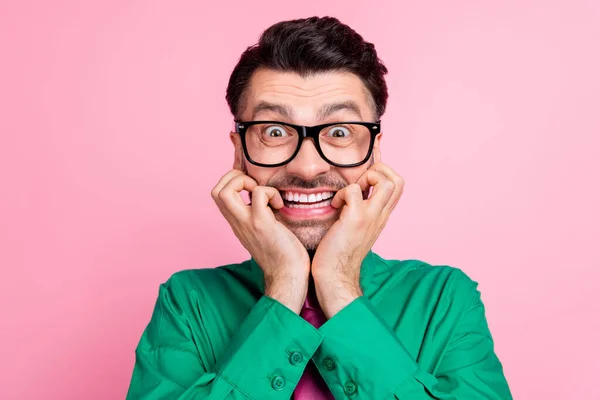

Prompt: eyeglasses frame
xmin=233 ymin=120 xmax=381 ymax=168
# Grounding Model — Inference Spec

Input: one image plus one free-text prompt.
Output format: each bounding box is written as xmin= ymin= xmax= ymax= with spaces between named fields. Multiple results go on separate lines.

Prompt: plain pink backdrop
xmin=1 ymin=1 xmax=599 ymax=399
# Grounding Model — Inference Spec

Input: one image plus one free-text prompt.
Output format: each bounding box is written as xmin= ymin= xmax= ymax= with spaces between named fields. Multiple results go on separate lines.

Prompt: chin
xmin=289 ymin=224 xmax=329 ymax=251
xmin=273 ymin=209 xmax=336 ymax=250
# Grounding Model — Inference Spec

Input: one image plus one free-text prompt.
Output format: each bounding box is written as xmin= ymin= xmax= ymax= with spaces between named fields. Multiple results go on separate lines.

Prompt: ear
xmin=229 ymin=131 xmax=243 ymax=170
xmin=372 ymin=132 xmax=382 ymax=163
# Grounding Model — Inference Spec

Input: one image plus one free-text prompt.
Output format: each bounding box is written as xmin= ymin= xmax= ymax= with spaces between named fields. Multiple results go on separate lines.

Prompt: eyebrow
xmin=318 ymin=100 xmax=363 ymax=121
xmin=251 ymin=100 xmax=363 ymax=121
xmin=252 ymin=101 xmax=294 ymax=120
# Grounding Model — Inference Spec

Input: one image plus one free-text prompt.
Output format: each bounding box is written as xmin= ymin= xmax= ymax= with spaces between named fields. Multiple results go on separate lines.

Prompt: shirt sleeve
xmin=311 ymin=280 xmax=512 ymax=399
xmin=126 ymin=275 xmax=324 ymax=400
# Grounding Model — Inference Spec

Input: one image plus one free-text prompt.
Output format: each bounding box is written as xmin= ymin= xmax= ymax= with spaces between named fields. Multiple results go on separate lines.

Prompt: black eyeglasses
xmin=233 ymin=120 xmax=381 ymax=168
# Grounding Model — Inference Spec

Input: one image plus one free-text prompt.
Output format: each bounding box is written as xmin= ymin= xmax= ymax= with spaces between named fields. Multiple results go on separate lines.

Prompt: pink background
xmin=1 ymin=1 xmax=599 ymax=399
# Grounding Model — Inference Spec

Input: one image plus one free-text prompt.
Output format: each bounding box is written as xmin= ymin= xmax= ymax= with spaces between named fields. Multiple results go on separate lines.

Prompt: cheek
xmin=338 ymin=169 xmax=363 ymax=185
xmin=338 ymin=170 xmax=371 ymax=198
xmin=247 ymin=165 xmax=281 ymax=186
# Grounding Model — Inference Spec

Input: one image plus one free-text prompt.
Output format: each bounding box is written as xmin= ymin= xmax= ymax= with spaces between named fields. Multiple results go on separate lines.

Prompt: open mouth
xmin=280 ymin=191 xmax=337 ymax=209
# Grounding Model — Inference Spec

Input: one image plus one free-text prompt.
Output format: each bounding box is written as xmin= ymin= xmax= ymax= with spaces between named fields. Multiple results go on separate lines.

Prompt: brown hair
xmin=225 ymin=16 xmax=389 ymax=121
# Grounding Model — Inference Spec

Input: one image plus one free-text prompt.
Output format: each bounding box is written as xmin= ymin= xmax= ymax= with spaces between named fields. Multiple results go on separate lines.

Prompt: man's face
xmin=230 ymin=69 xmax=382 ymax=250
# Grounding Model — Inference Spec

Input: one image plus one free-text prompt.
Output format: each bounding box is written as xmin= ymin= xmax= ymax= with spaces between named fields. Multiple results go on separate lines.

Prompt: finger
xmin=217 ymin=174 xmax=258 ymax=219
xmin=368 ymin=163 xmax=405 ymax=210
xmin=251 ymin=186 xmax=284 ymax=220
xmin=355 ymin=170 xmax=395 ymax=212
xmin=211 ymin=169 xmax=245 ymax=201
xmin=355 ymin=169 xmax=391 ymax=197
xmin=331 ymin=183 xmax=363 ymax=209
xmin=355 ymin=169 xmax=381 ymax=193
xmin=370 ymin=163 xmax=405 ymax=195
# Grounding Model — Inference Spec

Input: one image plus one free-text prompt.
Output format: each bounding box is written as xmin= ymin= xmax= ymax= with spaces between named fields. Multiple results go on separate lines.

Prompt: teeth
xmin=287 ymin=199 xmax=333 ymax=208
xmin=282 ymin=190 xmax=336 ymax=204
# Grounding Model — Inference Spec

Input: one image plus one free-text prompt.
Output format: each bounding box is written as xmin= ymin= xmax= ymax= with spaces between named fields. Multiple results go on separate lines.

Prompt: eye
xmin=265 ymin=125 xmax=289 ymax=137
xmin=326 ymin=126 xmax=350 ymax=138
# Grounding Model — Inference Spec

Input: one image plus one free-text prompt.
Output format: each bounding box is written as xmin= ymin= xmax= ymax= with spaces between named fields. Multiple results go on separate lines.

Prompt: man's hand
xmin=311 ymin=163 xmax=405 ymax=319
xmin=211 ymin=169 xmax=310 ymax=314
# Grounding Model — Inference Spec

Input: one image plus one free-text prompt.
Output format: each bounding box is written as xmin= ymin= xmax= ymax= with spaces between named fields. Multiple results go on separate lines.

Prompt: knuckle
xmin=384 ymin=180 xmax=395 ymax=192
xmin=252 ymin=186 xmax=267 ymax=200
xmin=350 ymin=210 xmax=367 ymax=225
xmin=219 ymin=192 xmax=236 ymax=208
xmin=217 ymin=189 xmax=228 ymax=201
xmin=250 ymin=216 xmax=265 ymax=232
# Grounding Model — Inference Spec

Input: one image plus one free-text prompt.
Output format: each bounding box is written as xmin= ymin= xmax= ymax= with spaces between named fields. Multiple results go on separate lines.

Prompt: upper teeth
xmin=283 ymin=191 xmax=335 ymax=203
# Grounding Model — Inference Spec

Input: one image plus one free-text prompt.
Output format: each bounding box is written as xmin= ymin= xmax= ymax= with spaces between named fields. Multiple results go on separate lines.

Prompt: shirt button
xmin=323 ymin=357 xmax=336 ymax=371
xmin=344 ymin=380 xmax=357 ymax=395
xmin=271 ymin=375 xmax=286 ymax=391
xmin=289 ymin=351 xmax=303 ymax=365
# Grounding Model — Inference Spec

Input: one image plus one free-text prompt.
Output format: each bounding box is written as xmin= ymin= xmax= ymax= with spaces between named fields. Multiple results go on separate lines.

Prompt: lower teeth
xmin=286 ymin=199 xmax=332 ymax=209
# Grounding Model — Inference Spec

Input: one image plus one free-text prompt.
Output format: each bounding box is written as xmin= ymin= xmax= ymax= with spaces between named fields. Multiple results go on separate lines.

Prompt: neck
xmin=306 ymin=248 xmax=317 ymax=300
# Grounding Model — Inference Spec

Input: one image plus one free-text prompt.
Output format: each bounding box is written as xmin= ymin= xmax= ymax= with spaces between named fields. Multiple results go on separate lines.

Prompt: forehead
xmin=241 ymin=68 xmax=374 ymax=123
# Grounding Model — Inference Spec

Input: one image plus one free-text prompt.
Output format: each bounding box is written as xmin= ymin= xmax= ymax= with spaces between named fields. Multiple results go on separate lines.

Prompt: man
xmin=127 ymin=16 xmax=512 ymax=399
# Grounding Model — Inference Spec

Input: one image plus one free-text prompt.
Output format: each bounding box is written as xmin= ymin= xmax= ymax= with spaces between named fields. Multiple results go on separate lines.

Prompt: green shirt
xmin=127 ymin=251 xmax=512 ymax=399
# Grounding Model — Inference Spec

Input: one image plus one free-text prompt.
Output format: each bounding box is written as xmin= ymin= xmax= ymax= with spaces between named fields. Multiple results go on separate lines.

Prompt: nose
xmin=285 ymin=138 xmax=330 ymax=180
